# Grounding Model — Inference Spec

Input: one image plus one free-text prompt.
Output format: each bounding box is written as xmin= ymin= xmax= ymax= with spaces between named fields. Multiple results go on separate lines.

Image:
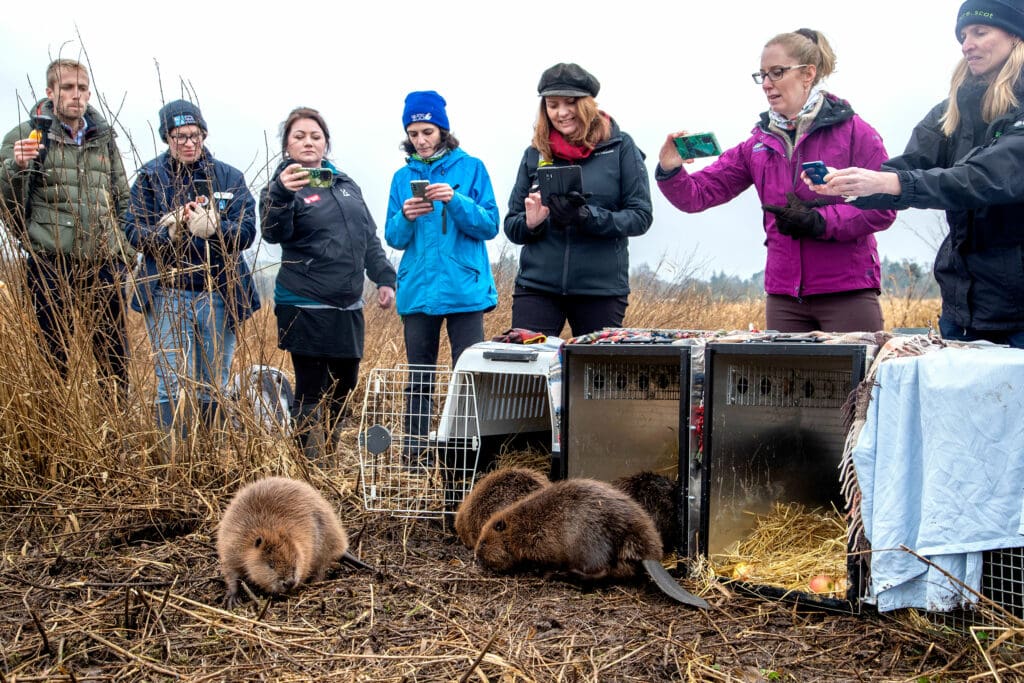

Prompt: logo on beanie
xmin=409 ymin=113 xmax=433 ymax=123
xmin=960 ymin=9 xmax=995 ymax=20
xmin=173 ymin=114 xmax=198 ymax=127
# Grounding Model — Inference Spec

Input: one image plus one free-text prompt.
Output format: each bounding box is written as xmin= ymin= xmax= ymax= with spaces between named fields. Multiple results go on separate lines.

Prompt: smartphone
xmin=673 ymin=132 xmax=722 ymax=160
xmin=802 ymin=161 xmax=830 ymax=185
xmin=409 ymin=179 xmax=433 ymax=211
xmin=536 ymin=165 xmax=584 ymax=207
xmin=305 ymin=167 xmax=333 ymax=188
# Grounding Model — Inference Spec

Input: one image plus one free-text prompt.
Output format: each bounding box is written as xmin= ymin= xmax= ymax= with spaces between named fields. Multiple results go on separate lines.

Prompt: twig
xmin=22 ymin=592 xmax=52 ymax=657
xmin=77 ymin=630 xmax=180 ymax=678
xmin=458 ymin=630 xmax=499 ymax=683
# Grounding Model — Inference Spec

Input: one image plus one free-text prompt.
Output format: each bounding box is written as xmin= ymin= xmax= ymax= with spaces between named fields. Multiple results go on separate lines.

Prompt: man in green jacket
xmin=0 ymin=58 xmax=135 ymax=395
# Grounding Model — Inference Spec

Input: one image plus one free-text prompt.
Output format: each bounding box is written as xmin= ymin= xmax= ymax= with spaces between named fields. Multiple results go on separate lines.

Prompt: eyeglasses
xmin=751 ymin=65 xmax=809 ymax=84
xmin=169 ymin=132 xmax=204 ymax=145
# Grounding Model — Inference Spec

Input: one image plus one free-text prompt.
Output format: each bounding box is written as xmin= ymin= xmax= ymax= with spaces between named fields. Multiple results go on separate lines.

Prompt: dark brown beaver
xmin=474 ymin=478 xmax=663 ymax=580
xmin=216 ymin=476 xmax=350 ymax=605
xmin=612 ymin=471 xmax=680 ymax=554
xmin=454 ymin=467 xmax=550 ymax=548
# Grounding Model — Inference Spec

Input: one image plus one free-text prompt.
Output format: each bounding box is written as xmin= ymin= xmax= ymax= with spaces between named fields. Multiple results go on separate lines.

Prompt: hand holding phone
xmin=409 ymin=179 xmax=433 ymax=212
xmin=305 ymin=167 xmax=333 ymax=188
xmin=673 ymin=132 xmax=722 ymax=160
xmin=536 ymin=165 xmax=584 ymax=207
xmin=801 ymin=161 xmax=830 ymax=185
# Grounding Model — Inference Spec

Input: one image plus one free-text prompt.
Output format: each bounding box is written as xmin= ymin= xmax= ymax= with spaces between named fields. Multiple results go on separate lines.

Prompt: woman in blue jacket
xmin=385 ymin=91 xmax=499 ymax=463
xmin=124 ymin=100 xmax=259 ymax=440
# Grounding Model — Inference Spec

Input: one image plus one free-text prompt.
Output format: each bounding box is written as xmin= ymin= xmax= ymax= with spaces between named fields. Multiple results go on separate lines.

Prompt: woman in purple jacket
xmin=657 ymin=28 xmax=896 ymax=333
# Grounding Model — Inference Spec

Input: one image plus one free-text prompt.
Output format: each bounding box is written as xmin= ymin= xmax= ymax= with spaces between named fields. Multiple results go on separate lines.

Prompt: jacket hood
xmin=756 ymin=92 xmax=855 ymax=133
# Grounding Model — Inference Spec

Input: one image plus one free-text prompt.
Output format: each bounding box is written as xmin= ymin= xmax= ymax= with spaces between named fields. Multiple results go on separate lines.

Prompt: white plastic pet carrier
xmin=357 ymin=341 xmax=561 ymax=518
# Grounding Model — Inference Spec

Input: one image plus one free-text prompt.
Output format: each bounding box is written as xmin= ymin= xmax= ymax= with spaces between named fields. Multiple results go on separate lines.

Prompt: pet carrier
xmin=357 ymin=341 xmax=560 ymax=518
xmin=558 ymin=342 xmax=703 ymax=553
xmin=699 ymin=340 xmax=871 ymax=612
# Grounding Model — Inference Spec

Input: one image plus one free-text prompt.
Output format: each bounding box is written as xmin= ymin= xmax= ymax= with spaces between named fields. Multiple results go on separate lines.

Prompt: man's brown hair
xmin=46 ymin=59 xmax=88 ymax=90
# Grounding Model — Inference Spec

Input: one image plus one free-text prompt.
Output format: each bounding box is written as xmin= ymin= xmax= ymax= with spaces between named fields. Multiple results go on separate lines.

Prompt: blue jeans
xmin=145 ymin=288 xmax=236 ymax=409
xmin=939 ymin=315 xmax=1024 ymax=349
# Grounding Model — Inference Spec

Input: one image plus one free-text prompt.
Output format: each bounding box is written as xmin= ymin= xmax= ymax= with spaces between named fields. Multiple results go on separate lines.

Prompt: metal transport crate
xmin=559 ymin=343 xmax=702 ymax=553
xmin=700 ymin=341 xmax=869 ymax=612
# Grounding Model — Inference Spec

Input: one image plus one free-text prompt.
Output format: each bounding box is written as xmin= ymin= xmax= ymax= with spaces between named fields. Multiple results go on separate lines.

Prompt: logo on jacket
xmin=753 ymin=142 xmax=767 ymax=153
xmin=340 ymin=189 xmax=351 ymax=197
xmin=303 ymin=194 xmax=322 ymax=205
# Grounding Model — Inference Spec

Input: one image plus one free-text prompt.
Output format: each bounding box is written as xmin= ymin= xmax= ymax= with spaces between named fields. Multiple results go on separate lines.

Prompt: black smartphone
xmin=801 ymin=161 xmax=830 ymax=185
xmin=673 ymin=132 xmax=722 ymax=159
xmin=305 ymin=167 xmax=333 ymax=188
xmin=536 ymin=165 xmax=583 ymax=207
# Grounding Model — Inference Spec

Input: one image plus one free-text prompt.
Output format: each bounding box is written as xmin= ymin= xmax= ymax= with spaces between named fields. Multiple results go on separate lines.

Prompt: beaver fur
xmin=217 ymin=476 xmax=349 ymax=605
xmin=612 ymin=471 xmax=680 ymax=554
xmin=474 ymin=478 xmax=663 ymax=580
xmin=454 ymin=467 xmax=550 ymax=548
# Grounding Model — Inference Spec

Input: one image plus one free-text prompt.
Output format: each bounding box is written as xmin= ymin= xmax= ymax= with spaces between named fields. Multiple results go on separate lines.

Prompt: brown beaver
xmin=454 ymin=467 xmax=550 ymax=548
xmin=474 ymin=478 xmax=662 ymax=579
xmin=612 ymin=471 xmax=680 ymax=554
xmin=474 ymin=478 xmax=708 ymax=608
xmin=216 ymin=476 xmax=360 ymax=606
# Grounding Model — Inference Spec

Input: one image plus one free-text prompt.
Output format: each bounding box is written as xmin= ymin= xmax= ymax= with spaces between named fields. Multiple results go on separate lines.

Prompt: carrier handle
xmin=482 ymin=349 xmax=538 ymax=362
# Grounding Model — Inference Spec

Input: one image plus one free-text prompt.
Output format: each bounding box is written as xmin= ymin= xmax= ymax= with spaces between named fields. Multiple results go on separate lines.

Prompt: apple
xmin=808 ymin=574 xmax=836 ymax=594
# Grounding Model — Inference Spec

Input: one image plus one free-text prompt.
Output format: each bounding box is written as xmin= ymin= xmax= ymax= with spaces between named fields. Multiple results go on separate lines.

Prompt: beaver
xmin=454 ymin=467 xmax=550 ymax=548
xmin=474 ymin=478 xmax=707 ymax=609
xmin=216 ymin=476 xmax=366 ymax=606
xmin=473 ymin=478 xmax=661 ymax=579
xmin=612 ymin=471 xmax=681 ymax=554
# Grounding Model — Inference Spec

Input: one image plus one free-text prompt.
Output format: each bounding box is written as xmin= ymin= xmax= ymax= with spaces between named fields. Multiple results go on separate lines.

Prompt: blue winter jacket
xmin=123 ymin=150 xmax=260 ymax=330
xmin=385 ymin=148 xmax=499 ymax=316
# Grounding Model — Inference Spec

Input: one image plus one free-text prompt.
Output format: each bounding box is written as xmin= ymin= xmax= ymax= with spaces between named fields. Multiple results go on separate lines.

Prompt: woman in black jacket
xmin=260 ymin=107 xmax=396 ymax=461
xmin=813 ymin=0 xmax=1024 ymax=347
xmin=504 ymin=63 xmax=653 ymax=338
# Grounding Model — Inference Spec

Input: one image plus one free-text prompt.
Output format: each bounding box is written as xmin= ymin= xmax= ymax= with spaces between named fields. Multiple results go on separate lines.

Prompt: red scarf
xmin=548 ymin=130 xmax=593 ymax=161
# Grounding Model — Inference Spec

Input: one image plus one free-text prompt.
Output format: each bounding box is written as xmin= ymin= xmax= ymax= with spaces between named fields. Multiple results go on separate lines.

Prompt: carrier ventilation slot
xmin=584 ymin=361 xmax=680 ymax=401
xmin=726 ymin=365 xmax=850 ymax=409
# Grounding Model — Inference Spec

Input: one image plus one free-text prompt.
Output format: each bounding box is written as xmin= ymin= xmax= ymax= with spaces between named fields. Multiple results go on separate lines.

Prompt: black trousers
xmin=511 ymin=285 xmax=628 ymax=338
xmin=25 ymin=255 xmax=129 ymax=390
xmin=289 ymin=353 xmax=361 ymax=423
xmin=402 ymin=311 xmax=484 ymax=440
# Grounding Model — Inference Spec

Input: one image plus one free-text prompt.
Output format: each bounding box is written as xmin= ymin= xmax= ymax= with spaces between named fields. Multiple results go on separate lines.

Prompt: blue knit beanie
xmin=402 ymin=91 xmax=449 ymax=130
xmin=956 ymin=0 xmax=1024 ymax=41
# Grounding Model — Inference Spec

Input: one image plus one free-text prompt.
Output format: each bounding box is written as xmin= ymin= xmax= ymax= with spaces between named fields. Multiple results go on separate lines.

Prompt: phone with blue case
xmin=801 ymin=161 xmax=830 ymax=185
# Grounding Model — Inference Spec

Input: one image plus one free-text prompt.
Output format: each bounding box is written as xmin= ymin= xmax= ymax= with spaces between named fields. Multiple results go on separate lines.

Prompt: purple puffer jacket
xmin=657 ymin=94 xmax=896 ymax=298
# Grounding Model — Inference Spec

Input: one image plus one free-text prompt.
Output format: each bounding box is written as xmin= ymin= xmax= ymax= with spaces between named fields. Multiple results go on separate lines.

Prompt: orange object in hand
xmin=28 ymin=130 xmax=42 ymax=142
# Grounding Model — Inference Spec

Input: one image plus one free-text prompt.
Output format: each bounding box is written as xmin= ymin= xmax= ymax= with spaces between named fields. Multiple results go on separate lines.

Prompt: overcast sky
xmin=0 ymin=1 xmax=963 ymax=280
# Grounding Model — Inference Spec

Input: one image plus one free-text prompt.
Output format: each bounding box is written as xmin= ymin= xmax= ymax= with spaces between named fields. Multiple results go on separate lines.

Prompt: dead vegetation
xmin=0 ymin=251 xmax=1020 ymax=682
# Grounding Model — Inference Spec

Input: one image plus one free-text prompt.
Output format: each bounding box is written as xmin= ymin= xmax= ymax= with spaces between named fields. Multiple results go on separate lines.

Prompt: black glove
xmin=547 ymin=191 xmax=590 ymax=227
xmin=762 ymin=192 xmax=828 ymax=239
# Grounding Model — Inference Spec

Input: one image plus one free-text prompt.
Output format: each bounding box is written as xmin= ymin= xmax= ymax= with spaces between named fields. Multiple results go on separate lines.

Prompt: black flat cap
xmin=537 ymin=62 xmax=600 ymax=98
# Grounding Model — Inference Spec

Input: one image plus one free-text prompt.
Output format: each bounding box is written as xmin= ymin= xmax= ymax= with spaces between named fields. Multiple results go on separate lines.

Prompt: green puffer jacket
xmin=0 ymin=99 xmax=135 ymax=263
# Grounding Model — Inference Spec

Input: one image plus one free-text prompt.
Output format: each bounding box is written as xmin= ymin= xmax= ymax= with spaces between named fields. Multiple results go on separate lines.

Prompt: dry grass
xmin=2 ymin=254 xmax=1019 ymax=682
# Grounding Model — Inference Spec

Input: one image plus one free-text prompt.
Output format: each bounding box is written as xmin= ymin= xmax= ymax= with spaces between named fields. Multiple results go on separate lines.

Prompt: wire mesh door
xmin=358 ymin=365 xmax=481 ymax=518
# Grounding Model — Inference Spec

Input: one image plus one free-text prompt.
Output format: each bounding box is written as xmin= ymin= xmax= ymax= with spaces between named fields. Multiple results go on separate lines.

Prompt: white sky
xmin=0 ymin=1 xmax=963 ymax=280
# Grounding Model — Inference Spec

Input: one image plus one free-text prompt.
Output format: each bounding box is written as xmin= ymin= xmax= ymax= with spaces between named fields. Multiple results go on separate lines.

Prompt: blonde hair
xmin=765 ymin=28 xmax=837 ymax=86
xmin=45 ymin=59 xmax=88 ymax=90
xmin=531 ymin=96 xmax=610 ymax=162
xmin=941 ymin=40 xmax=1024 ymax=136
